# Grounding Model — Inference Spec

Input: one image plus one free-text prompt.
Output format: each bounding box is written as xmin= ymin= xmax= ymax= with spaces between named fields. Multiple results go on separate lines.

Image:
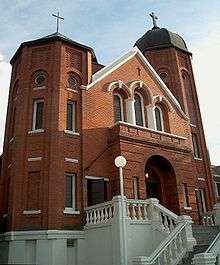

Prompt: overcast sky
xmin=0 ymin=0 xmax=220 ymax=165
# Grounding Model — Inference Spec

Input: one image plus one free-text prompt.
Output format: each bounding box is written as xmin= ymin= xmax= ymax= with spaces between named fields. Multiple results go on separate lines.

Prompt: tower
xmin=135 ymin=14 xmax=215 ymax=214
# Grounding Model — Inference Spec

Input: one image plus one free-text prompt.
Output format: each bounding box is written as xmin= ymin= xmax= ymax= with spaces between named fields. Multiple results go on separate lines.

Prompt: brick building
xmin=0 ymin=16 xmax=216 ymax=265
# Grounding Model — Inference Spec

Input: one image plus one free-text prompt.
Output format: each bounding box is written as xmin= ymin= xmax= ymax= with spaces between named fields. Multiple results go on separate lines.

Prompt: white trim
xmin=63 ymin=208 xmax=80 ymax=215
xmin=33 ymin=86 xmax=46 ymax=91
xmin=198 ymin=177 xmax=205 ymax=181
xmin=23 ymin=210 xmax=41 ymax=215
xmin=9 ymin=137 xmax=15 ymax=143
xmin=65 ymin=158 xmax=79 ymax=164
xmin=184 ymin=207 xmax=192 ymax=210
xmin=8 ymin=164 xmax=12 ymax=169
xmin=28 ymin=129 xmax=45 ymax=134
xmin=134 ymin=92 xmax=146 ymax=127
xmin=86 ymin=47 xmax=188 ymax=121
xmin=28 ymin=157 xmax=42 ymax=162
xmin=64 ymin=130 xmax=80 ymax=136
xmin=153 ymin=105 xmax=164 ymax=132
xmin=32 ymin=99 xmax=44 ymax=131
xmin=114 ymin=93 xmax=124 ymax=122
xmin=66 ymin=88 xmax=79 ymax=93
xmin=194 ymin=157 xmax=203 ymax=161
xmin=190 ymin=123 xmax=196 ymax=128
xmin=85 ymin=175 xmax=109 ymax=181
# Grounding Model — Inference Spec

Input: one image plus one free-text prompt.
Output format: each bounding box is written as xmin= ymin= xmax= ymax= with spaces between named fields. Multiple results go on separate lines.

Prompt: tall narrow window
xmin=11 ymin=108 xmax=16 ymax=138
xmin=132 ymin=177 xmax=139 ymax=200
xmin=32 ymin=100 xmax=44 ymax=131
xmin=66 ymin=101 xmax=76 ymax=132
xmin=192 ymin=133 xmax=201 ymax=158
xmin=65 ymin=173 xmax=76 ymax=210
xmin=134 ymin=93 xmax=144 ymax=126
xmin=154 ymin=106 xmax=164 ymax=131
xmin=113 ymin=94 xmax=123 ymax=122
xmin=183 ymin=183 xmax=190 ymax=208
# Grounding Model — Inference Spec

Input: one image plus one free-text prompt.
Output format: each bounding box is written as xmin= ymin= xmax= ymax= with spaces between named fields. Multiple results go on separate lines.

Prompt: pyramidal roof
xmin=10 ymin=32 xmax=97 ymax=64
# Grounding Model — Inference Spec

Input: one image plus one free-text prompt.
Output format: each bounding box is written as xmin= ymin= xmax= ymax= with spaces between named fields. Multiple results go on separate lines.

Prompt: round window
xmin=159 ymin=72 xmax=168 ymax=80
xmin=35 ymin=74 xmax=46 ymax=86
xmin=68 ymin=74 xmax=78 ymax=89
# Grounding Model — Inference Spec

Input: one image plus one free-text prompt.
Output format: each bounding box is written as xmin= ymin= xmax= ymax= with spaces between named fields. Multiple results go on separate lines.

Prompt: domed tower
xmin=135 ymin=13 xmax=215 ymax=216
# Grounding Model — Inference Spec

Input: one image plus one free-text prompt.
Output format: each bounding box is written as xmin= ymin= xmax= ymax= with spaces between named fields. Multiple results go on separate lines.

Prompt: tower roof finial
xmin=52 ymin=12 xmax=64 ymax=33
xmin=149 ymin=12 xmax=159 ymax=29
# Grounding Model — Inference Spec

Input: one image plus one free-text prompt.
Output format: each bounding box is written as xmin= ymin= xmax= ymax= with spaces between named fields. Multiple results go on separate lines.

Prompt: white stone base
xmin=0 ymin=230 xmax=85 ymax=265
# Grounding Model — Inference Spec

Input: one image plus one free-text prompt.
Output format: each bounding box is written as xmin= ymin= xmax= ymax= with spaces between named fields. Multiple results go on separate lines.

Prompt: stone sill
xmin=28 ymin=129 xmax=45 ymax=134
xmin=194 ymin=157 xmax=203 ymax=161
xmin=63 ymin=209 xmax=80 ymax=215
xmin=23 ymin=210 xmax=41 ymax=215
xmin=64 ymin=130 xmax=80 ymax=136
xmin=66 ymin=88 xmax=79 ymax=93
xmin=184 ymin=207 xmax=192 ymax=211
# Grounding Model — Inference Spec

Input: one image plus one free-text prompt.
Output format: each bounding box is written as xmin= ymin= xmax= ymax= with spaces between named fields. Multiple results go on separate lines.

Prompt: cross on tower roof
xmin=149 ymin=12 xmax=159 ymax=29
xmin=52 ymin=12 xmax=64 ymax=33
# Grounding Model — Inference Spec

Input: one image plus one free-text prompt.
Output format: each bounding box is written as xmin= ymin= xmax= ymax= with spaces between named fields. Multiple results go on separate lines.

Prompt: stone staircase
xmin=179 ymin=224 xmax=220 ymax=265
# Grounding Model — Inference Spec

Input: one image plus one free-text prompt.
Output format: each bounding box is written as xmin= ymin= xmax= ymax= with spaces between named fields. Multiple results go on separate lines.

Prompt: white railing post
xmin=146 ymin=198 xmax=160 ymax=225
xmin=176 ymin=215 xmax=196 ymax=252
xmin=193 ymin=253 xmax=216 ymax=265
xmin=111 ymin=195 xmax=128 ymax=265
xmin=214 ymin=202 xmax=220 ymax=226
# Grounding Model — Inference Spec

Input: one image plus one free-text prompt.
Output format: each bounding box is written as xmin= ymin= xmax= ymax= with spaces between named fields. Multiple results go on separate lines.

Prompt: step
xmin=180 ymin=245 xmax=209 ymax=265
xmin=192 ymin=225 xmax=220 ymax=246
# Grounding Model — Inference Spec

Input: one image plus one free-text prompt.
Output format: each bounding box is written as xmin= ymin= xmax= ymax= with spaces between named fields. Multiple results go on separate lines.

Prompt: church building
xmin=0 ymin=13 xmax=216 ymax=265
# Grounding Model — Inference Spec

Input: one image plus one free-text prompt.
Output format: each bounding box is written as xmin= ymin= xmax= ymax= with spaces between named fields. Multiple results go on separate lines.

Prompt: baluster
xmin=132 ymin=204 xmax=137 ymax=220
xmin=100 ymin=207 xmax=104 ymax=222
xmin=167 ymin=244 xmax=172 ymax=264
xmin=86 ymin=212 xmax=89 ymax=225
xmin=143 ymin=204 xmax=148 ymax=220
xmin=97 ymin=209 xmax=101 ymax=223
xmin=93 ymin=210 xmax=97 ymax=224
xmin=104 ymin=207 xmax=108 ymax=221
xmin=162 ymin=250 xmax=168 ymax=265
xmin=164 ymin=215 xmax=169 ymax=232
xmin=169 ymin=218 xmax=174 ymax=231
xmin=127 ymin=203 xmax=130 ymax=218
xmin=172 ymin=237 xmax=178 ymax=260
xmin=178 ymin=232 xmax=183 ymax=251
xmin=109 ymin=205 xmax=113 ymax=219
xmin=137 ymin=203 xmax=142 ymax=220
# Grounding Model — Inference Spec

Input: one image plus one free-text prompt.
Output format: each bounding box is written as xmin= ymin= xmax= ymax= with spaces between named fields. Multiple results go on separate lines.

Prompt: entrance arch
xmin=145 ymin=155 xmax=179 ymax=213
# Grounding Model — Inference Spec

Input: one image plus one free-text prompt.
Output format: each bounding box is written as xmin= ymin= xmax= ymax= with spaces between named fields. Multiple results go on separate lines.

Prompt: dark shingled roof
xmin=134 ymin=27 xmax=191 ymax=55
xmin=10 ymin=32 xmax=97 ymax=64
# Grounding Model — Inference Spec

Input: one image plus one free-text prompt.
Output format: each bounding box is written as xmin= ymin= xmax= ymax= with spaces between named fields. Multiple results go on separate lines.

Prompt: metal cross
xmin=150 ymin=12 xmax=158 ymax=28
xmin=52 ymin=12 xmax=64 ymax=33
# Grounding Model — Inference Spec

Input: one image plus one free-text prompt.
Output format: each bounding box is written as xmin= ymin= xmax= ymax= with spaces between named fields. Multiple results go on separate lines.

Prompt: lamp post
xmin=114 ymin=156 xmax=127 ymax=197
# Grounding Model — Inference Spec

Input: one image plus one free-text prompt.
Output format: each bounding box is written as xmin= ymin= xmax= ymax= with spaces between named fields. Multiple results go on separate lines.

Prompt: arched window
xmin=67 ymin=73 xmax=80 ymax=90
xmin=134 ymin=93 xmax=145 ymax=126
xmin=159 ymin=71 xmax=170 ymax=88
xmin=154 ymin=106 xmax=164 ymax=131
xmin=113 ymin=94 xmax=124 ymax=122
xmin=35 ymin=73 xmax=46 ymax=87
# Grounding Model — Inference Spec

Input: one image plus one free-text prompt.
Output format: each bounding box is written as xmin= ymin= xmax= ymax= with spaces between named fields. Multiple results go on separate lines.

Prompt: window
xmin=87 ymin=178 xmax=108 ymax=206
xmin=32 ymin=100 xmax=44 ymax=131
xmin=159 ymin=72 xmax=169 ymax=88
xmin=192 ymin=133 xmax=201 ymax=158
xmin=66 ymin=101 xmax=76 ymax=132
xmin=183 ymin=183 xmax=190 ymax=207
xmin=113 ymin=94 xmax=123 ymax=122
xmin=35 ymin=73 xmax=46 ymax=87
xmin=134 ymin=93 xmax=144 ymax=126
xmin=154 ymin=106 xmax=164 ymax=131
xmin=67 ymin=73 xmax=79 ymax=90
xmin=11 ymin=108 xmax=16 ymax=138
xmin=65 ymin=173 xmax=76 ymax=210
xmin=215 ymin=181 xmax=220 ymax=198
xmin=132 ymin=177 xmax=139 ymax=200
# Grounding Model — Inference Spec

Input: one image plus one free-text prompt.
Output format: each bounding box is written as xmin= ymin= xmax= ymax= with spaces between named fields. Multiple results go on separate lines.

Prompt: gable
xmin=86 ymin=47 xmax=188 ymax=121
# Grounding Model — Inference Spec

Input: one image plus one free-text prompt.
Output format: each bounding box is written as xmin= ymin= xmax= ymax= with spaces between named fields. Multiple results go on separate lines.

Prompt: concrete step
xmin=180 ymin=245 xmax=209 ymax=265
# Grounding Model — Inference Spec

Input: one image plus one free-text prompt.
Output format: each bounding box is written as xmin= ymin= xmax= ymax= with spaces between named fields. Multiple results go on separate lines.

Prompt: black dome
xmin=134 ymin=27 xmax=191 ymax=54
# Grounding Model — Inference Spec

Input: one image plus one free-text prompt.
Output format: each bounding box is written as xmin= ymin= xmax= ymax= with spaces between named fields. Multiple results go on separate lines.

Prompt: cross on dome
xmin=149 ymin=12 xmax=159 ymax=29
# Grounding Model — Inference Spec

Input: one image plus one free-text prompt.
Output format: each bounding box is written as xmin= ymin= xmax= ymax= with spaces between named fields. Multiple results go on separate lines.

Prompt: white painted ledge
xmin=65 ymin=158 xmax=79 ymax=163
xmin=23 ymin=210 xmax=41 ymax=215
xmin=66 ymin=87 xmax=79 ymax=93
xmin=194 ymin=157 xmax=203 ymax=161
xmin=28 ymin=157 xmax=42 ymax=162
xmin=28 ymin=129 xmax=45 ymax=134
xmin=63 ymin=208 xmax=80 ymax=215
xmin=198 ymin=177 xmax=205 ymax=181
xmin=184 ymin=207 xmax=192 ymax=211
xmin=33 ymin=86 xmax=46 ymax=90
xmin=64 ymin=130 xmax=80 ymax=136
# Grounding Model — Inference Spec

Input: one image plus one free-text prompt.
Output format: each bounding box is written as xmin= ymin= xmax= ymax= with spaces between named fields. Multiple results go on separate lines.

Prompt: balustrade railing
xmin=85 ymin=201 xmax=114 ymax=226
xmin=201 ymin=211 xmax=216 ymax=226
xmin=126 ymin=199 xmax=150 ymax=221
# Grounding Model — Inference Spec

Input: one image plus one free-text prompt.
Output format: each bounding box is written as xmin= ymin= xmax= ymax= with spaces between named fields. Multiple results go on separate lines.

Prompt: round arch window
xmin=35 ymin=74 xmax=46 ymax=87
xmin=68 ymin=74 xmax=79 ymax=90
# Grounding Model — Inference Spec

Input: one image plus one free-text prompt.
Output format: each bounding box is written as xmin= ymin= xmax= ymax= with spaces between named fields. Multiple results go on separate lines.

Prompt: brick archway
xmin=145 ymin=155 xmax=180 ymax=214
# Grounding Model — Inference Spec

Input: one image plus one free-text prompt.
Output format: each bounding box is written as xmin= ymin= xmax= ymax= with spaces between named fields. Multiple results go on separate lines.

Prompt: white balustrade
xmin=85 ymin=201 xmax=114 ymax=226
xmin=126 ymin=199 xmax=150 ymax=221
xmin=201 ymin=211 xmax=216 ymax=226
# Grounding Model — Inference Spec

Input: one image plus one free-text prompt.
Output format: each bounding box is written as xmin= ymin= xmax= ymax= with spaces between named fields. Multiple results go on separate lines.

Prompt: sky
xmin=0 ymin=0 xmax=220 ymax=165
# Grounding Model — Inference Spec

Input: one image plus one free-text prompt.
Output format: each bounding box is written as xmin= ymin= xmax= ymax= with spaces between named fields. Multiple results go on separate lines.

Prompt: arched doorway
xmin=145 ymin=155 xmax=179 ymax=214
